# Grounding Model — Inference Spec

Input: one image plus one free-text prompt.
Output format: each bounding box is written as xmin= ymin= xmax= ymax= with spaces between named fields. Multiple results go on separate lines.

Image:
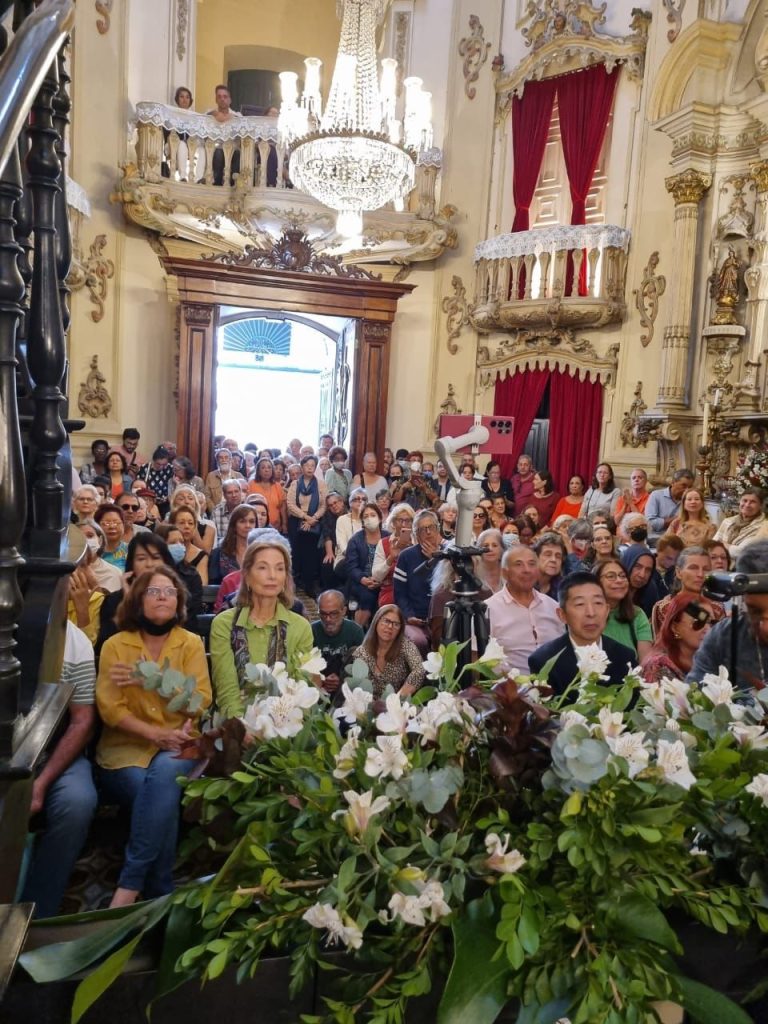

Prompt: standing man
xmin=212 ymin=479 xmax=247 ymax=538
xmin=311 ymin=590 xmax=365 ymax=696
xmin=206 ymin=84 xmax=241 ymax=185
xmin=645 ymin=468 xmax=695 ymax=537
xmin=484 ymin=545 xmax=563 ymax=674
xmin=529 ymin=571 xmax=636 ymax=696
xmin=115 ymin=427 xmax=146 ymax=479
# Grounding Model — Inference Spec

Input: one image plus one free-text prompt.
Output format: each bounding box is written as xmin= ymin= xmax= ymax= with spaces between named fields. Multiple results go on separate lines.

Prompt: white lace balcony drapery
xmin=134 ymin=102 xmax=280 ymax=142
xmin=474 ymin=224 xmax=631 ymax=263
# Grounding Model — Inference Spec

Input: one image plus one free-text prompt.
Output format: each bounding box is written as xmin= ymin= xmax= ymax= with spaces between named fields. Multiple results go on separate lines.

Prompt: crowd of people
xmin=21 ymin=426 xmax=768 ymax=919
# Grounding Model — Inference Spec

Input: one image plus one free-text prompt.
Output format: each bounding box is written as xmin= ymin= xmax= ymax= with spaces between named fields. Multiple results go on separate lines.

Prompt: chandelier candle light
xmin=279 ymin=0 xmax=433 ymax=237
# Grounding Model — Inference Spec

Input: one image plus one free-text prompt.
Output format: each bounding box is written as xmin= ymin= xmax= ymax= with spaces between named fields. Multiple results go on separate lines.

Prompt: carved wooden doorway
xmin=162 ymin=234 xmax=415 ymax=474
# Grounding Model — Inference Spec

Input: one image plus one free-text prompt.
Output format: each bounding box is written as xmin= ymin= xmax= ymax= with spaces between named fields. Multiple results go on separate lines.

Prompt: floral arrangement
xmin=732 ymin=444 xmax=768 ymax=498
xmin=20 ymin=643 xmax=768 ymax=1024
xmin=132 ymin=657 xmax=205 ymax=715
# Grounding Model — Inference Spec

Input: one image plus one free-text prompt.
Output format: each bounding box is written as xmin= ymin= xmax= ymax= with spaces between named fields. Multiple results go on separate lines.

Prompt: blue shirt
xmin=393 ymin=544 xmax=434 ymax=620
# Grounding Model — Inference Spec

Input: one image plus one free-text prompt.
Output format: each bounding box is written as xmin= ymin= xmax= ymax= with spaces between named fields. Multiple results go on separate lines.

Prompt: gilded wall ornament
xmin=633 ymin=251 xmax=666 ymax=347
xmin=751 ymin=160 xmax=768 ymax=194
xmin=522 ymin=0 xmax=608 ymax=51
xmin=95 ymin=0 xmax=114 ymax=34
xmin=662 ymin=0 xmax=685 ymax=42
xmin=665 ymin=168 xmax=711 ymax=206
xmin=434 ymin=384 xmax=462 ymax=435
xmin=77 ymin=356 xmax=112 ymax=419
xmin=68 ymin=234 xmax=115 ymax=323
xmin=209 ymin=228 xmax=382 ymax=279
xmin=441 ymin=275 xmax=470 ymax=354
xmin=710 ymin=246 xmax=742 ymax=327
xmin=176 ymin=0 xmax=189 ymax=61
xmin=458 ymin=15 xmax=491 ymax=100
xmin=716 ymin=176 xmax=755 ymax=239
xmin=619 ymin=381 xmax=662 ymax=448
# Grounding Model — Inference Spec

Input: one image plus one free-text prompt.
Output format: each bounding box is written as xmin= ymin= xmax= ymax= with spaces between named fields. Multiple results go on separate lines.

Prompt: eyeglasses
xmin=146 ymin=586 xmax=177 ymax=598
xmin=119 ymin=504 xmax=140 ymax=512
xmin=473 ymin=513 xmax=487 ymax=519
xmin=417 ymin=524 xmax=437 ymax=534
xmin=601 ymin=572 xmax=627 ymax=582
xmin=379 ymin=618 xmax=401 ymax=628
xmin=351 ymin=497 xmax=365 ymax=503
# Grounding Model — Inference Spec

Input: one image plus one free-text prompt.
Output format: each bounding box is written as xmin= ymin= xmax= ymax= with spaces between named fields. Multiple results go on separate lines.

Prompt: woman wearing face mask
xmin=667 ymin=487 xmax=715 ymax=548
xmin=79 ymin=519 xmax=123 ymax=594
xmin=170 ymin=485 xmax=217 ymax=554
xmin=641 ymin=593 xmax=712 ymax=683
xmin=168 ymin=507 xmax=209 ymax=586
xmin=398 ymin=451 xmax=439 ymax=511
xmin=209 ymin=505 xmax=258 ymax=584
xmin=620 ymin=514 xmax=651 ymax=550
xmin=345 ymin=503 xmax=388 ymax=626
xmin=324 ymin=446 xmax=353 ymax=501
xmin=96 ymin=567 xmax=210 ymax=907
xmin=650 ymin=546 xmax=725 ymax=636
xmin=352 ymin=452 xmax=388 ymax=503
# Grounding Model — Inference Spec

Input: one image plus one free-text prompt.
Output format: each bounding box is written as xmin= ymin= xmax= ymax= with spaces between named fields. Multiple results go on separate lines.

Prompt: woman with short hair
xmin=95 ymin=504 xmax=129 ymax=571
xmin=325 ymin=446 xmax=353 ymax=501
xmin=351 ymin=604 xmax=425 ymax=699
xmin=372 ymin=503 xmax=415 ymax=607
xmin=352 ymin=452 xmax=388 ymax=503
xmin=247 ymin=457 xmax=287 ymax=532
xmin=72 ymin=484 xmax=101 ymax=524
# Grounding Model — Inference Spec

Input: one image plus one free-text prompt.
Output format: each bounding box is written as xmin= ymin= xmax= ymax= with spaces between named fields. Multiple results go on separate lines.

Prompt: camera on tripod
xmin=703 ymin=571 xmax=768 ymax=600
xmin=425 ymin=544 xmax=486 ymax=594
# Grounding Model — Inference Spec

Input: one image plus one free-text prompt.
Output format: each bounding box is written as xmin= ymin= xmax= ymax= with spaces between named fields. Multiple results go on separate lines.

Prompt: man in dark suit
xmin=529 ymin=571 xmax=637 ymax=697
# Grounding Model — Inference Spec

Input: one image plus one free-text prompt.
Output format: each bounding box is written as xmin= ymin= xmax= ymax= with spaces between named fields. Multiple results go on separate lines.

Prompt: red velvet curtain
xmin=557 ymin=64 xmax=620 ymax=294
xmin=547 ymin=368 xmax=603 ymax=492
xmin=492 ymin=367 xmax=550 ymax=478
xmin=511 ymin=78 xmax=558 ymax=232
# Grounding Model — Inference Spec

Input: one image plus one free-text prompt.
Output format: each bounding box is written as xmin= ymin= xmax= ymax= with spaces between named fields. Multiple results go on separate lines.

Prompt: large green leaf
xmin=71 ymin=931 xmax=144 ymax=1024
xmin=438 ymin=890 xmax=510 ymax=1024
xmin=609 ymin=892 xmax=682 ymax=954
xmin=149 ymin=900 xmax=200 ymax=1010
xmin=677 ymin=976 xmax=755 ymax=1024
xmin=515 ymin=998 xmax=572 ymax=1024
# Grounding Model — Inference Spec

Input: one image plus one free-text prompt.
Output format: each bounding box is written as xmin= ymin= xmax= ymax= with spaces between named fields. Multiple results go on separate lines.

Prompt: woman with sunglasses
xmin=472 ymin=504 xmax=491 ymax=539
xmin=641 ymin=593 xmax=711 ymax=683
xmin=351 ymin=604 xmax=425 ymax=700
xmin=593 ymin=558 xmax=653 ymax=660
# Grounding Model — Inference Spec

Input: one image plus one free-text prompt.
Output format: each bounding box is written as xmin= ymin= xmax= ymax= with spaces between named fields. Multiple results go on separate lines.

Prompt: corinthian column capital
xmin=751 ymin=161 xmax=768 ymax=194
xmin=665 ymin=169 xmax=712 ymax=206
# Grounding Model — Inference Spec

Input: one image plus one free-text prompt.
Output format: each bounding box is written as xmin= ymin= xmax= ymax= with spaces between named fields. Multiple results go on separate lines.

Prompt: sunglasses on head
xmin=683 ymin=602 xmax=710 ymax=630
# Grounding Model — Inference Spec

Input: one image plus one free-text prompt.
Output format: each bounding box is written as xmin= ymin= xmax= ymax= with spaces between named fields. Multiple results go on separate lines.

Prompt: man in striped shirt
xmin=21 ymin=622 xmax=98 ymax=917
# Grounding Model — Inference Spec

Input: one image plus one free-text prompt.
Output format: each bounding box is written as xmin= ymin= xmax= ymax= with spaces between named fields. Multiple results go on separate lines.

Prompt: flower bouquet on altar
xmin=19 ymin=642 xmax=768 ymax=1024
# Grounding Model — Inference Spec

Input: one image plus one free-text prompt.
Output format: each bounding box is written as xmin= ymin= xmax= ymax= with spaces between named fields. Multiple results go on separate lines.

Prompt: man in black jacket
xmin=529 ymin=571 xmax=636 ymax=696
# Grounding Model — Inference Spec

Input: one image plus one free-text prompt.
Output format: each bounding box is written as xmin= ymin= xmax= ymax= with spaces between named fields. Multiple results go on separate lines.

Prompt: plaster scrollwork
xmin=77 ymin=356 xmax=113 ymax=419
xmin=633 ymin=251 xmax=666 ymax=348
xmin=176 ymin=0 xmax=189 ymax=61
xmin=619 ymin=381 xmax=662 ymax=448
xmin=95 ymin=0 xmax=113 ymax=35
xmin=434 ymin=384 xmax=462 ymax=435
xmin=716 ymin=176 xmax=755 ymax=239
xmin=67 ymin=233 xmax=115 ymax=323
xmin=458 ymin=15 xmax=491 ymax=100
xmin=475 ymin=326 xmax=619 ymax=384
xmin=441 ymin=276 xmax=470 ymax=355
xmin=661 ymin=0 xmax=686 ymax=43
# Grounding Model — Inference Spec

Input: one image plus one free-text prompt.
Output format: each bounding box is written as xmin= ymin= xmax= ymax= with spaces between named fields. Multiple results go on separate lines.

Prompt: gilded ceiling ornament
xmin=476 ymin=326 xmax=619 ymax=385
xmin=619 ymin=381 xmax=661 ymax=448
xmin=176 ymin=0 xmax=189 ymax=61
xmin=68 ymin=234 xmax=115 ymax=323
xmin=522 ymin=0 xmax=607 ymax=50
xmin=458 ymin=15 xmax=491 ymax=100
xmin=434 ymin=384 xmax=462 ymax=436
xmin=208 ymin=228 xmax=382 ymax=279
xmin=77 ymin=356 xmax=112 ymax=419
xmin=709 ymin=246 xmax=742 ymax=326
xmin=95 ymin=0 xmax=114 ymax=35
xmin=441 ymin=275 xmax=470 ymax=354
xmin=633 ymin=251 xmax=666 ymax=348
xmin=661 ymin=0 xmax=685 ymax=42
xmin=664 ymin=168 xmax=711 ymax=206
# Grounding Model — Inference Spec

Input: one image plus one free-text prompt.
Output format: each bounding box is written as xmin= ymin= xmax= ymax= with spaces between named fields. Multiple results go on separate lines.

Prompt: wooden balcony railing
xmin=470 ymin=224 xmax=630 ymax=332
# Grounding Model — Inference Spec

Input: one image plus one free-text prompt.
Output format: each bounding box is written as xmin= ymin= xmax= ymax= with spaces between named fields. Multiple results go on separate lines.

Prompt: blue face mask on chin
xmin=167 ymin=542 xmax=186 ymax=564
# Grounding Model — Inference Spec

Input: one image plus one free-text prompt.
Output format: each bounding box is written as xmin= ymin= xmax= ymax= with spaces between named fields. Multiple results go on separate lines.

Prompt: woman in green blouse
xmin=593 ymin=558 xmax=653 ymax=661
xmin=210 ymin=537 xmax=313 ymax=718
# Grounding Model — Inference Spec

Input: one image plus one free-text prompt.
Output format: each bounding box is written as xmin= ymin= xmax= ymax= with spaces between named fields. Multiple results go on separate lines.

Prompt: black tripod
xmin=424 ymin=546 xmax=490 ymax=676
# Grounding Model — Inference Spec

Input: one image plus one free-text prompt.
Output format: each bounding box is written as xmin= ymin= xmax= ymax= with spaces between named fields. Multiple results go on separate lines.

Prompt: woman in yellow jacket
xmin=96 ymin=566 xmax=211 ymax=907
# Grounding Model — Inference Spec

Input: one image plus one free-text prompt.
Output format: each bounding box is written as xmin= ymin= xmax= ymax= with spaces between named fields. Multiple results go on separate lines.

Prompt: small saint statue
xmin=711 ymin=245 xmax=741 ymax=326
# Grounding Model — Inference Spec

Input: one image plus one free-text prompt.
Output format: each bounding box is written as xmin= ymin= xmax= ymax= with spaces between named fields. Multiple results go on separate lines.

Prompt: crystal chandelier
xmin=278 ymin=0 xmax=433 ymax=238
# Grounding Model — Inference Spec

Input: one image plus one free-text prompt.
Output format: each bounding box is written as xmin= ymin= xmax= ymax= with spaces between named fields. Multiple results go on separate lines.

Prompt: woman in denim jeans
xmin=96 ymin=566 xmax=211 ymax=907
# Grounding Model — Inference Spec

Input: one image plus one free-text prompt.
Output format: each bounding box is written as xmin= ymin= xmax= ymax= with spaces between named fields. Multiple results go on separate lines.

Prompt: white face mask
xmin=85 ymin=536 xmax=101 ymax=554
xmin=333 ymin=461 xmax=345 ymax=470
xmin=363 ymin=516 xmax=379 ymax=531
xmin=410 ymin=461 xmax=422 ymax=473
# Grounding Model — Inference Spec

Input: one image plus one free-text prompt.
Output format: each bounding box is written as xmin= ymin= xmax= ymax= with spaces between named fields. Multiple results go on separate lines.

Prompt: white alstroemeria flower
xmin=261 ymin=694 xmax=306 ymax=739
xmin=364 ymin=734 xmax=410 ymax=780
xmin=375 ymin=692 xmax=417 ymax=734
xmin=660 ymin=677 xmax=693 ymax=718
xmin=746 ymin=773 xmax=768 ymax=807
xmin=388 ymin=891 xmax=426 ymax=926
xmin=333 ymin=682 xmax=374 ymax=725
xmin=656 ymin=739 xmax=696 ymax=790
xmin=701 ymin=668 xmax=735 ymax=706
xmin=270 ymin=661 xmax=290 ymax=684
xmin=730 ymin=722 xmax=768 ymax=749
xmin=639 ymin=681 xmax=667 ymax=717
xmin=423 ymin=650 xmax=444 ymax=680
xmin=409 ymin=692 xmax=465 ymax=745
xmin=607 ymin=731 xmax=649 ymax=778
xmin=574 ymin=643 xmax=610 ymax=681
xmin=277 ymin=676 xmax=320 ymax=709
xmin=335 ymin=787 xmax=391 ymax=833
xmin=419 ymin=880 xmax=452 ymax=921
xmin=597 ymin=707 xmax=625 ymax=740
xmin=478 ymin=637 xmax=505 ymax=664
xmin=625 ymin=663 xmax=645 ymax=685
xmin=560 ymin=710 xmax=588 ymax=730
xmin=299 ymin=647 xmax=327 ymax=677
xmin=302 ymin=902 xmax=363 ymax=949
xmin=664 ymin=717 xmax=681 ymax=733
xmin=241 ymin=699 xmax=277 ymax=740
xmin=332 ymin=727 xmax=361 ymax=779
xmin=484 ymin=832 xmax=527 ymax=874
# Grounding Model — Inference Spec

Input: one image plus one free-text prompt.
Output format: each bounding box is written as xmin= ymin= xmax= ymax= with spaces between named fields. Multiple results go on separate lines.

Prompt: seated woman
xmin=438 ymin=501 xmax=458 ymax=540
xmin=481 ymin=460 xmax=514 ymax=515
xmin=99 ymin=532 xmax=204 ymax=654
xmin=528 ymin=470 xmax=560 ymax=527
xmin=641 ymin=593 xmax=712 ymax=683
xmin=563 ymin=519 xmax=593 ymax=573
xmin=587 ymin=523 xmax=618 ymax=566
xmin=247 ymin=457 xmax=287 ymax=532
xmin=372 ymin=503 xmax=415 ymax=607
xmin=351 ymin=604 xmax=426 ymax=700
xmin=95 ymin=566 xmax=211 ymax=907
xmin=551 ymin=475 xmax=586 ymax=522
xmin=345 ymin=502 xmax=387 ymax=627
xmin=208 ymin=505 xmax=257 ymax=584
xmin=210 ymin=536 xmax=313 ymax=718
xmin=67 ymin=561 xmax=107 ymax=646
xmin=593 ymin=558 xmax=653 ymax=660
xmin=79 ymin=519 xmax=123 ymax=594
xmin=245 ymin=493 xmax=270 ymax=527
xmin=170 ymin=484 xmax=216 ymax=553
xmin=513 ymin=514 xmax=536 ymax=546
xmin=667 ymin=487 xmax=716 ymax=548
xmin=169 ymin=506 xmax=209 ymax=585
xmin=472 ymin=504 xmax=491 ymax=539
xmin=72 ymin=484 xmax=100 ymax=524
xmin=488 ymin=495 xmax=508 ymax=532
xmin=650 ymin=545 xmax=725 ymax=636
xmin=95 ymin=504 xmax=129 ymax=571
xmin=475 ymin=527 xmax=504 ymax=594
xmin=375 ymin=488 xmax=393 ymax=519
xmin=106 ymin=450 xmax=133 ymax=500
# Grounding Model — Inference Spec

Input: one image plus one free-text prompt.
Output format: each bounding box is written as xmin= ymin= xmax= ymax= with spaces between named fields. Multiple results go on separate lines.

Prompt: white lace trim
xmin=474 ymin=224 xmax=631 ymax=262
xmin=134 ymin=102 xmax=279 ymax=142
xmin=66 ymin=176 xmax=91 ymax=217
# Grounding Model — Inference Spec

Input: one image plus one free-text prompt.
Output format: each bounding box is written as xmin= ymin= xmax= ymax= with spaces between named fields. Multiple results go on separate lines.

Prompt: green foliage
xmin=133 ymin=658 xmax=202 ymax=714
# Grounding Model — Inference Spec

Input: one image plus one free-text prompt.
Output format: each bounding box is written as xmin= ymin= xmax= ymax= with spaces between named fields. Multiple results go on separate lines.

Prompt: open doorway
xmin=214 ymin=307 xmax=356 ymax=451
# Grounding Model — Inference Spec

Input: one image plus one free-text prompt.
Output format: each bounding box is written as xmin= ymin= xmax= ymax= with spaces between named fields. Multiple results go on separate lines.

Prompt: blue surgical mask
xmin=167 ymin=542 xmax=186 ymax=564
xmin=502 ymin=533 xmax=519 ymax=549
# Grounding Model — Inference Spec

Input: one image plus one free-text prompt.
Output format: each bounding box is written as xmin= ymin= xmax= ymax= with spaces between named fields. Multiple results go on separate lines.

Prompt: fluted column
xmin=737 ymin=161 xmax=768 ymax=408
xmin=656 ymin=169 xmax=712 ymax=409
